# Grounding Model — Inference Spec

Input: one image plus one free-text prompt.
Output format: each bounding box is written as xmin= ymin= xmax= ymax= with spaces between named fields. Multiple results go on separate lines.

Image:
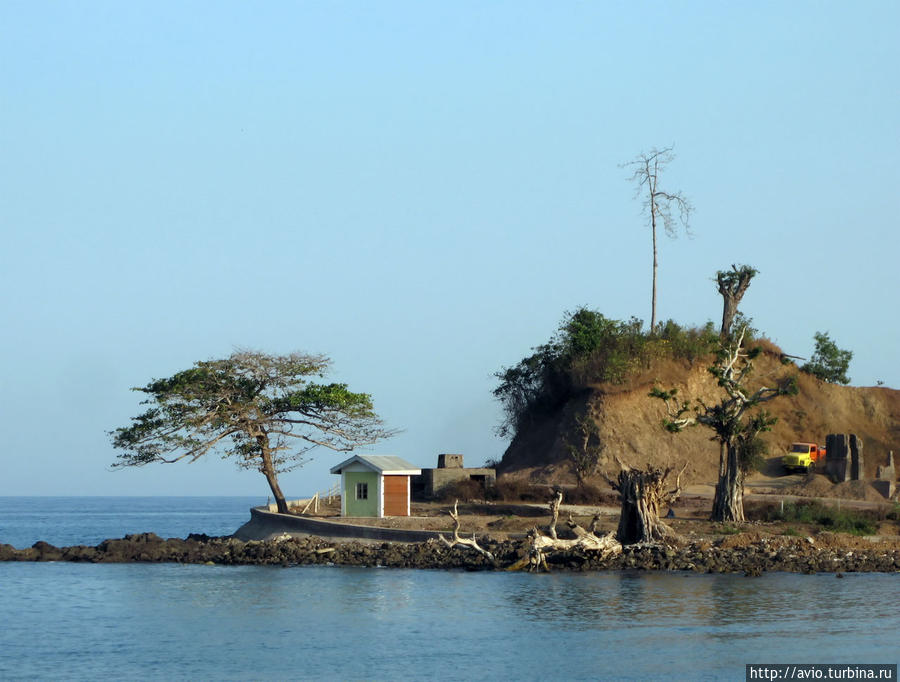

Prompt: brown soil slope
xmin=498 ymin=343 xmax=900 ymax=488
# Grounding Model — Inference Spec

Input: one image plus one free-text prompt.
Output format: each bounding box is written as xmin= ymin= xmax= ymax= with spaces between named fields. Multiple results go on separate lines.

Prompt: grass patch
xmin=885 ymin=503 xmax=900 ymax=522
xmin=765 ymin=500 xmax=877 ymax=536
xmin=718 ymin=524 xmax=743 ymax=535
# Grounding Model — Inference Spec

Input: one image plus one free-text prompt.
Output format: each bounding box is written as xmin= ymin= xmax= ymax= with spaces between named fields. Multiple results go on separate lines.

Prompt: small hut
xmin=330 ymin=455 xmax=421 ymax=518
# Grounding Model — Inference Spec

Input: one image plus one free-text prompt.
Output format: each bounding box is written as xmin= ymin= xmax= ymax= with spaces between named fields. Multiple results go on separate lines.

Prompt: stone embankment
xmin=2 ymin=532 xmax=900 ymax=574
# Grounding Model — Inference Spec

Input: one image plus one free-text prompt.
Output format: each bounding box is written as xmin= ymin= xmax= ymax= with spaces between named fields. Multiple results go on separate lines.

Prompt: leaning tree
xmin=110 ymin=350 xmax=397 ymax=513
xmin=651 ymin=328 xmax=796 ymax=521
xmin=622 ymin=146 xmax=693 ymax=333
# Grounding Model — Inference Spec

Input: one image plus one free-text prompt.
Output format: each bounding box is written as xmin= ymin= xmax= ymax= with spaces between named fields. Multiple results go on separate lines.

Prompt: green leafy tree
xmin=651 ymin=328 xmax=797 ymax=522
xmin=801 ymin=332 xmax=852 ymax=385
xmin=493 ymin=308 xmax=641 ymax=438
xmin=110 ymin=350 xmax=397 ymax=513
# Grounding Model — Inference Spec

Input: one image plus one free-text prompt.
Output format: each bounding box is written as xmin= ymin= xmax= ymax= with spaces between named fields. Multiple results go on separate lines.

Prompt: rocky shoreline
xmin=3 ymin=532 xmax=900 ymax=574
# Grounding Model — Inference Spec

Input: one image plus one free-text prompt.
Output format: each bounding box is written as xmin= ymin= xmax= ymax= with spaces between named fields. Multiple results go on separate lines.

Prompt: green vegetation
xmin=110 ymin=350 xmax=396 ymax=514
xmin=801 ymin=331 xmax=853 ymax=385
xmin=766 ymin=500 xmax=877 ymax=536
xmin=652 ymin=323 xmax=798 ymax=522
xmin=493 ymin=308 xmax=716 ymax=437
xmin=737 ymin=434 xmax=769 ymax=474
xmin=888 ymin=503 xmax=900 ymax=522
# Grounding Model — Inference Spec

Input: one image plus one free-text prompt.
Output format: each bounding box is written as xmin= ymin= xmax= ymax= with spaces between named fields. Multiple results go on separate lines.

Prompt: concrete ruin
xmin=873 ymin=450 xmax=896 ymax=500
xmin=826 ymin=434 xmax=898 ymax=499
xmin=825 ymin=433 xmax=851 ymax=482
xmin=824 ymin=433 xmax=866 ymax=483
xmin=414 ymin=454 xmax=496 ymax=499
xmin=850 ymin=434 xmax=864 ymax=481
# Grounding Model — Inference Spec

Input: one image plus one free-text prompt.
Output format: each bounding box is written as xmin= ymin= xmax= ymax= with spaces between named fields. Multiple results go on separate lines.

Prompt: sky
xmin=1 ymin=1 xmax=897 ymax=499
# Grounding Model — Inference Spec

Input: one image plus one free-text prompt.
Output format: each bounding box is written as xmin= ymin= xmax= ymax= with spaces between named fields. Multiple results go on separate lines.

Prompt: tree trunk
xmin=712 ymin=443 xmax=744 ymax=522
xmin=650 ymin=209 xmax=658 ymax=334
xmin=720 ymin=297 xmax=739 ymax=339
xmin=611 ymin=464 xmax=683 ymax=544
xmin=716 ymin=266 xmax=756 ymax=338
xmin=259 ymin=441 xmax=288 ymax=514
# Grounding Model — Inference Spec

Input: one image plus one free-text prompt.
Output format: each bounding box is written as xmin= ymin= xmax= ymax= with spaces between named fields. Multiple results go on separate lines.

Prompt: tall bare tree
xmin=623 ymin=146 xmax=693 ymax=333
xmin=716 ymin=264 xmax=758 ymax=337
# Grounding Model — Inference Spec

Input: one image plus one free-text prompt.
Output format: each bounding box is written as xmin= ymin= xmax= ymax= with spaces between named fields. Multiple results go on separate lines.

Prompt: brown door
xmin=383 ymin=475 xmax=408 ymax=516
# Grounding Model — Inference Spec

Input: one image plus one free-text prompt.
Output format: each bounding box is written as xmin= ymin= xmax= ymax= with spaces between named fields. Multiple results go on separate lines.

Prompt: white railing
xmin=299 ymin=483 xmax=341 ymax=514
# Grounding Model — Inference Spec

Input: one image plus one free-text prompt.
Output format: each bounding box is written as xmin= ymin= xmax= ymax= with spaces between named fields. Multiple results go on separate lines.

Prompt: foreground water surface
xmin=1 ymin=498 xmax=896 ymax=680
xmin=1 ymin=564 xmax=897 ymax=680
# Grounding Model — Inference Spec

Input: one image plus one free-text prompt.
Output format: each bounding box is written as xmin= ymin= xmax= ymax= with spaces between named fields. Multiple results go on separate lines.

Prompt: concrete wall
xmin=437 ymin=453 xmax=464 ymax=469
xmin=233 ymin=506 xmax=447 ymax=543
xmin=420 ymin=467 xmax=496 ymax=497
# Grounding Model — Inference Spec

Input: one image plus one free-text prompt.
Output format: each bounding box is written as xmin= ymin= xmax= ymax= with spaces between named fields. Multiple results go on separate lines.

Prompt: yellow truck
xmin=782 ymin=442 xmax=826 ymax=473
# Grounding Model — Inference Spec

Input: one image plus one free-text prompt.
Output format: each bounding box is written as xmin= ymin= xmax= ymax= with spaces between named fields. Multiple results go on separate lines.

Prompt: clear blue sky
xmin=2 ymin=2 xmax=897 ymax=497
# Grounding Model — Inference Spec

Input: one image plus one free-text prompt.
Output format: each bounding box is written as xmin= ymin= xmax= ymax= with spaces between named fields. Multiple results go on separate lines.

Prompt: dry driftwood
xmin=507 ymin=492 xmax=622 ymax=572
xmin=439 ymin=500 xmax=495 ymax=561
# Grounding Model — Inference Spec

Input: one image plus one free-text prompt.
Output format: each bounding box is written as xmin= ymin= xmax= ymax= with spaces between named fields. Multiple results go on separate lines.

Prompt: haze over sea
xmin=1 ymin=498 xmax=896 ymax=681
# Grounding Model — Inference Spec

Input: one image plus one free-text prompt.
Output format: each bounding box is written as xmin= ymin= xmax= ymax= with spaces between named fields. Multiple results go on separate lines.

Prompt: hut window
xmin=355 ymin=482 xmax=368 ymax=500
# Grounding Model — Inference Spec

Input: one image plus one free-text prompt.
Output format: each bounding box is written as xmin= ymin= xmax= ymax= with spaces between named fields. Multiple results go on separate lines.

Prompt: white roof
xmin=329 ymin=454 xmax=421 ymax=475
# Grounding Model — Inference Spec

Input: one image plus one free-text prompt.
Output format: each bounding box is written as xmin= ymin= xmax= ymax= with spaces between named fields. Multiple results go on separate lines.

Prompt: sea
xmin=0 ymin=497 xmax=897 ymax=681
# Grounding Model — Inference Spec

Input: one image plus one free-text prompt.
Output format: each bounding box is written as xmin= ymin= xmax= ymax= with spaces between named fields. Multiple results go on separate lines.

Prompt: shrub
xmin=656 ymin=319 xmax=718 ymax=364
xmin=434 ymin=478 xmax=486 ymax=503
xmin=488 ymin=478 xmax=550 ymax=502
xmin=738 ymin=434 xmax=769 ymax=474
xmin=764 ymin=500 xmax=876 ymax=536
xmin=493 ymin=309 xmax=718 ymax=438
xmin=563 ymin=482 xmax=605 ymax=505
xmin=801 ymin=332 xmax=852 ymax=385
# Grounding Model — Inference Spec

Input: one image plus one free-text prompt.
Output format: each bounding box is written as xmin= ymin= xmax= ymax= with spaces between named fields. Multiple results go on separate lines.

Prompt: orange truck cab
xmin=782 ymin=442 xmax=826 ymax=473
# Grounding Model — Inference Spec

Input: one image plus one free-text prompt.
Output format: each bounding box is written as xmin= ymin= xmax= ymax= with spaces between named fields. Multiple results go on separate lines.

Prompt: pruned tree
xmin=602 ymin=457 xmax=686 ymax=544
xmin=716 ymin=264 xmax=758 ymax=337
xmin=622 ymin=146 xmax=693 ymax=333
xmin=650 ymin=328 xmax=796 ymax=522
xmin=110 ymin=350 xmax=397 ymax=514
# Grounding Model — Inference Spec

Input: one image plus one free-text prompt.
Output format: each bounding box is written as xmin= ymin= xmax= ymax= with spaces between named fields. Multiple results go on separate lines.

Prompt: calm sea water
xmin=0 ymin=496 xmax=262 ymax=549
xmin=0 ymin=498 xmax=897 ymax=681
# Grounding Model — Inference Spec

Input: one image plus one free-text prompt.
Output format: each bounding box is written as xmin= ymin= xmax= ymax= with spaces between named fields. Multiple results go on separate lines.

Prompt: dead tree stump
xmin=606 ymin=459 xmax=686 ymax=544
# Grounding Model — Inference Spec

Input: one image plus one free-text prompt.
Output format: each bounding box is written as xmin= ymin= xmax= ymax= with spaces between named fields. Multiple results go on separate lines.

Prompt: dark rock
xmin=2 ymin=531 xmax=900 ymax=574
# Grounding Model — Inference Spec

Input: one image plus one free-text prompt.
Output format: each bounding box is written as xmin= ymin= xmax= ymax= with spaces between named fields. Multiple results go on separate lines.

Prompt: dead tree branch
xmin=548 ymin=489 xmax=563 ymax=540
xmin=439 ymin=500 xmax=495 ymax=561
xmin=507 ymin=491 xmax=621 ymax=572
